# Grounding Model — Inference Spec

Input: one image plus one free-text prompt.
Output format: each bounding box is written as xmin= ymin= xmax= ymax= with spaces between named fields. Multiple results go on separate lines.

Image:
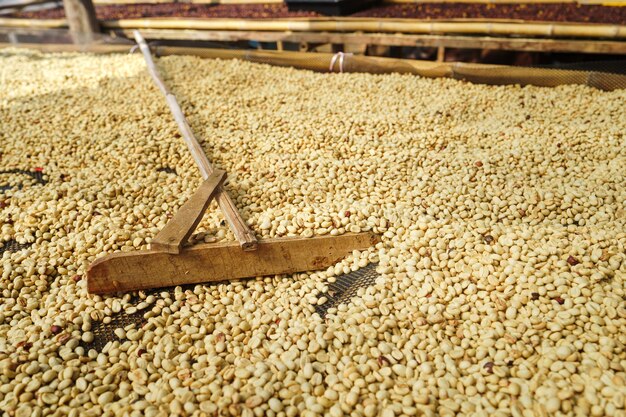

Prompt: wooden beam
xmin=117 ymin=29 xmax=626 ymax=55
xmin=151 ymin=170 xmax=226 ymax=255
xmin=87 ymin=232 xmax=381 ymax=293
xmin=62 ymin=0 xmax=99 ymax=43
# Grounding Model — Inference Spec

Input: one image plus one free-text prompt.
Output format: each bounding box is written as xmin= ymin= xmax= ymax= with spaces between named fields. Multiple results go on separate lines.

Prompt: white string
xmin=329 ymin=52 xmax=353 ymax=73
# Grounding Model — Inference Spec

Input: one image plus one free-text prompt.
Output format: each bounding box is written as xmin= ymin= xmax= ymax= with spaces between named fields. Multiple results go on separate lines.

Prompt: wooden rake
xmin=86 ymin=31 xmax=380 ymax=294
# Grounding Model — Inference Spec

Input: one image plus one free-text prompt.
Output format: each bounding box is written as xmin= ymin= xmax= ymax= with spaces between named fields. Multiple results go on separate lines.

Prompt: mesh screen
xmin=315 ymin=262 xmax=379 ymax=318
xmin=0 ymin=239 xmax=33 ymax=256
xmin=540 ymin=59 xmax=626 ymax=76
xmin=0 ymin=168 xmax=47 ymax=189
xmin=84 ymin=310 xmax=147 ymax=352
xmin=165 ymin=49 xmax=626 ymax=92
xmin=3 ymin=44 xmax=620 ymax=353
xmin=0 ymin=169 xmax=46 ymax=256
xmin=81 ymin=263 xmax=379 ymax=351
xmin=156 ymin=166 xmax=177 ymax=175
xmin=449 ymin=63 xmax=626 ymax=91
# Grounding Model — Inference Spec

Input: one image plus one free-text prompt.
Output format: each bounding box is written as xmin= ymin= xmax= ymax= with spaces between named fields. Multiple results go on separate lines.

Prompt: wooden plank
xmin=121 ymin=29 xmax=626 ymax=54
xmin=62 ymin=0 xmax=99 ymax=43
xmin=134 ymin=30 xmax=259 ymax=251
xmin=87 ymin=232 xmax=381 ymax=293
xmin=151 ymin=169 xmax=225 ymax=254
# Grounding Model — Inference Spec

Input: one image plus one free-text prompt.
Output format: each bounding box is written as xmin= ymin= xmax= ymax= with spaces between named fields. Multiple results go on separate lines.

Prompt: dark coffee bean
xmin=567 ymin=256 xmax=580 ymax=266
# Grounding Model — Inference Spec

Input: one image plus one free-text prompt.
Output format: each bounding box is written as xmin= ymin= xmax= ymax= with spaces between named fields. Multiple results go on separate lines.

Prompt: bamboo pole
xmin=133 ymin=31 xmax=258 ymax=251
xmin=2 ymin=16 xmax=625 ymax=39
xmin=114 ymin=28 xmax=626 ymax=54
xmin=102 ymin=19 xmax=626 ymax=39
xmin=2 ymin=42 xmax=626 ymax=90
xmin=0 ymin=17 xmax=66 ymax=28
xmin=5 ymin=26 xmax=624 ymax=54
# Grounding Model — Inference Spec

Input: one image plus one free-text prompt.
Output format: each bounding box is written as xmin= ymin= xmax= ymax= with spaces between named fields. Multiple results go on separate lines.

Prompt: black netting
xmin=80 ymin=263 xmax=378 ymax=351
xmin=83 ymin=310 xmax=146 ymax=352
xmin=156 ymin=167 xmax=177 ymax=174
xmin=448 ymin=62 xmax=626 ymax=91
xmin=315 ymin=262 xmax=379 ymax=317
xmin=0 ymin=168 xmax=47 ymax=191
xmin=0 ymin=239 xmax=33 ymax=256
xmin=541 ymin=59 xmax=626 ymax=76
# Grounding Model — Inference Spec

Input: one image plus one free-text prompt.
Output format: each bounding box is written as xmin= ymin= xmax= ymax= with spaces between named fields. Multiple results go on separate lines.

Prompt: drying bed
xmin=10 ymin=2 xmax=626 ymax=24
xmin=0 ymin=48 xmax=625 ymax=416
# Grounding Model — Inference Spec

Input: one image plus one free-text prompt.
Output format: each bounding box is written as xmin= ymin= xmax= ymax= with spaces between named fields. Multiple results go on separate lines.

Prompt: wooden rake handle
xmin=133 ymin=30 xmax=258 ymax=251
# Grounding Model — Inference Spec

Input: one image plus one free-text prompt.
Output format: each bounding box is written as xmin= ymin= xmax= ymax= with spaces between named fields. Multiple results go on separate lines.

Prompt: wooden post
xmin=62 ymin=0 xmax=99 ymax=43
xmin=437 ymin=46 xmax=446 ymax=62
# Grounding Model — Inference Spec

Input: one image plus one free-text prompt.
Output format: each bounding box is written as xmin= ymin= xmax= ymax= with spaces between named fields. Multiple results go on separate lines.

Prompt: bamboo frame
xmin=7 ymin=26 xmax=626 ymax=55
xmin=2 ymin=42 xmax=625 ymax=91
xmin=113 ymin=28 xmax=626 ymax=54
